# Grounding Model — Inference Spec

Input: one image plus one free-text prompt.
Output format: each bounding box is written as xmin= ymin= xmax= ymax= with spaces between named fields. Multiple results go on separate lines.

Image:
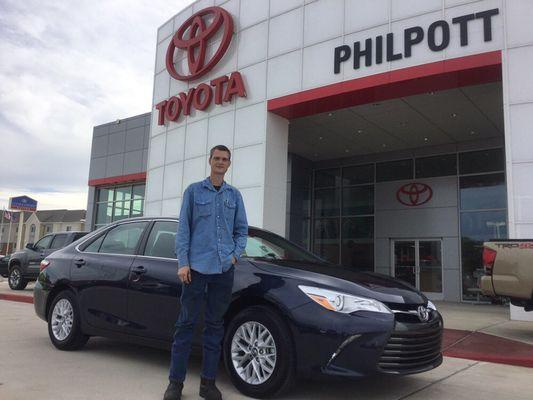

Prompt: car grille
xmin=378 ymin=317 xmax=442 ymax=374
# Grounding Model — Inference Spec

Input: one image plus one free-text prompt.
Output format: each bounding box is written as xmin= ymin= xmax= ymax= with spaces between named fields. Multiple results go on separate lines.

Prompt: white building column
xmin=502 ymin=0 xmax=533 ymax=321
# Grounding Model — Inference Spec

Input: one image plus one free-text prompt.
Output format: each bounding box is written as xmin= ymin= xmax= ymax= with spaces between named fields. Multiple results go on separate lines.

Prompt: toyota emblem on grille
xmin=417 ymin=306 xmax=430 ymax=322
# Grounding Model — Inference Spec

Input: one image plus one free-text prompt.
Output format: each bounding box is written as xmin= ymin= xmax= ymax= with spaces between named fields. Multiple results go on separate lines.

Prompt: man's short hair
xmin=209 ymin=145 xmax=231 ymax=161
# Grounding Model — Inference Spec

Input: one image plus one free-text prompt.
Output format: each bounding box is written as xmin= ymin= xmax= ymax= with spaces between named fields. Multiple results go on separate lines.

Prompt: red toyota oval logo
xmin=166 ymin=7 xmax=234 ymax=81
xmin=396 ymin=183 xmax=433 ymax=207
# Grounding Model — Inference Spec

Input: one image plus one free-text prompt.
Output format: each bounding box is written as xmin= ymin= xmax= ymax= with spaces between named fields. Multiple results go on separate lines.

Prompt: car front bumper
xmin=288 ymin=302 xmax=443 ymax=378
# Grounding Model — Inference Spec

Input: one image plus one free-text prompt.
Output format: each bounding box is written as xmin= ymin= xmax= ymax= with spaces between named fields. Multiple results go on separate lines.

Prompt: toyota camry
xmin=34 ymin=217 xmax=442 ymax=398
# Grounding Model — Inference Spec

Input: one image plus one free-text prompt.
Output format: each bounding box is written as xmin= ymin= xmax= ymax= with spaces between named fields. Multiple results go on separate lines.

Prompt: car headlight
xmin=427 ymin=300 xmax=437 ymax=311
xmin=298 ymin=285 xmax=392 ymax=314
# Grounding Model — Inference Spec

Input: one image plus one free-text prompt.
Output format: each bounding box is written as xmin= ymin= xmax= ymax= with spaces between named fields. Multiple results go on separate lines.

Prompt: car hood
xmin=250 ymin=259 xmax=427 ymax=305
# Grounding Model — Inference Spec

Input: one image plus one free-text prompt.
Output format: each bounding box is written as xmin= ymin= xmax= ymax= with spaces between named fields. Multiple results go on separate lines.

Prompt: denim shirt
xmin=176 ymin=177 xmax=248 ymax=274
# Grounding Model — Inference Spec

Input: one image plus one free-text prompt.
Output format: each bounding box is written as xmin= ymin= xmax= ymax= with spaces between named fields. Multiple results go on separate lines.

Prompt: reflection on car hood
xmin=250 ymin=258 xmax=427 ymax=305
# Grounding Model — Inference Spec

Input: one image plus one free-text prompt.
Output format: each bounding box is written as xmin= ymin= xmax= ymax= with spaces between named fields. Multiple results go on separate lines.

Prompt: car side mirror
xmin=26 ymin=243 xmax=35 ymax=250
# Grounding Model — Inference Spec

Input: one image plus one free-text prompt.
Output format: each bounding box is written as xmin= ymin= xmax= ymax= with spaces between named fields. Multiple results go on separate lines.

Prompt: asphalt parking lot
xmin=1 ymin=297 xmax=533 ymax=400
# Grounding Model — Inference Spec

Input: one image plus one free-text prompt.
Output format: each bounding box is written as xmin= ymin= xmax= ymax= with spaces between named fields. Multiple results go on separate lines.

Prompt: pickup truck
xmin=480 ymin=240 xmax=533 ymax=311
xmin=7 ymin=231 xmax=87 ymax=290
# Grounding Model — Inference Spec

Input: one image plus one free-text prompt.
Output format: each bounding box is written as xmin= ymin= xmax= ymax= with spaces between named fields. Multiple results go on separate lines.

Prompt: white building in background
xmin=87 ymin=0 xmax=533 ymax=309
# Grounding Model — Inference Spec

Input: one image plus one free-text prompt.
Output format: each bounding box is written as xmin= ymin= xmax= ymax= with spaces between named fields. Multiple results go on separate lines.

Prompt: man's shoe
xmin=163 ymin=380 xmax=183 ymax=400
xmin=199 ymin=377 xmax=222 ymax=400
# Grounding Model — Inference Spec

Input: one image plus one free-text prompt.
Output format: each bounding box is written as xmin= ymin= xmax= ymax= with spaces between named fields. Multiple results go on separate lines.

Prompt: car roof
xmin=101 ymin=216 xmax=262 ymax=232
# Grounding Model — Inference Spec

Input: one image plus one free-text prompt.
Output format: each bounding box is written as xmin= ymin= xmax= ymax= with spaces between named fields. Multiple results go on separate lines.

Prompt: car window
xmin=83 ymin=234 xmax=105 ymax=253
xmin=50 ymin=234 xmax=68 ymax=249
xmin=144 ymin=221 xmax=178 ymax=259
xmin=73 ymin=232 xmax=88 ymax=241
xmin=98 ymin=222 xmax=148 ymax=255
xmin=34 ymin=235 xmax=53 ymax=251
xmin=244 ymin=229 xmax=326 ymax=263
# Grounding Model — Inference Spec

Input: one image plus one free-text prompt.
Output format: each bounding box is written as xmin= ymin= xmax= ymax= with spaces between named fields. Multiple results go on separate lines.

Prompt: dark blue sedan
xmin=34 ymin=217 xmax=442 ymax=398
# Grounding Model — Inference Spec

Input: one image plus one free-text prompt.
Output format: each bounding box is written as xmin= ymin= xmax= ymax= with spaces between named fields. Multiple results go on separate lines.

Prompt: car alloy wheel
xmin=224 ymin=306 xmax=295 ymax=398
xmin=47 ymin=290 xmax=89 ymax=350
xmin=51 ymin=299 xmax=74 ymax=341
xmin=9 ymin=268 xmax=21 ymax=288
xmin=231 ymin=321 xmax=277 ymax=385
xmin=8 ymin=267 xmax=27 ymax=290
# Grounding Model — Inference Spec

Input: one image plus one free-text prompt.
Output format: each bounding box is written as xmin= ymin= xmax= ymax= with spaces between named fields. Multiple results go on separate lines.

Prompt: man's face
xmin=209 ymin=149 xmax=231 ymax=175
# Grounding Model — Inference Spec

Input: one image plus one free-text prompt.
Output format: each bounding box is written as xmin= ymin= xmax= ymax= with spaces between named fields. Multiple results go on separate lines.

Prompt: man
xmin=164 ymin=145 xmax=248 ymax=400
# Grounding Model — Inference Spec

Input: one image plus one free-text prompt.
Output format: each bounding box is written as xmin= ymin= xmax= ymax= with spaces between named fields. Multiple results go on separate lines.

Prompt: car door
xmin=126 ymin=220 xmax=186 ymax=341
xmin=27 ymin=235 xmax=54 ymax=274
xmin=71 ymin=221 xmax=149 ymax=333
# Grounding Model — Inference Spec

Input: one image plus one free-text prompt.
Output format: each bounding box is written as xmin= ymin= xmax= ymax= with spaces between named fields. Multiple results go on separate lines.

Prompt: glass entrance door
xmin=392 ymin=239 xmax=443 ymax=299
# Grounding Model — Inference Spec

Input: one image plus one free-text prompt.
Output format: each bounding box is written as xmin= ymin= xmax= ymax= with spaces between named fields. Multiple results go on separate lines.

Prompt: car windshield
xmin=244 ymin=229 xmax=326 ymax=264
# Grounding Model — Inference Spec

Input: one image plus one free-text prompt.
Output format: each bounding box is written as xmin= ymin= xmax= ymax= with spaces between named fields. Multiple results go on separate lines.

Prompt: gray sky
xmin=0 ymin=0 xmax=194 ymax=211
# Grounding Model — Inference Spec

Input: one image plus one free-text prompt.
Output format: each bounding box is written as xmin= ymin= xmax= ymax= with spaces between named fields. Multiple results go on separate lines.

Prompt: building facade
xmin=87 ymin=0 xmax=533 ymax=306
xmin=86 ymin=113 xmax=151 ymax=231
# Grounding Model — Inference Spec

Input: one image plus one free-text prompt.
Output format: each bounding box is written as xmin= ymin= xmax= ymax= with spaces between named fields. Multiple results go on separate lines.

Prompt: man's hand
xmin=232 ymin=256 xmax=237 ymax=265
xmin=178 ymin=266 xmax=192 ymax=284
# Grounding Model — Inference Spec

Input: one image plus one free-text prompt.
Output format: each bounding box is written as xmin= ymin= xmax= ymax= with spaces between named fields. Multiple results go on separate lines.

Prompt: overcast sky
xmin=0 ymin=0 xmax=194 ymax=211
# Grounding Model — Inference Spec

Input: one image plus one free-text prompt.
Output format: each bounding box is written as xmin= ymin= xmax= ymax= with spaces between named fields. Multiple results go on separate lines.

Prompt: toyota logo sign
xmin=155 ymin=7 xmax=246 ymax=126
xmin=396 ymin=183 xmax=433 ymax=207
xmin=166 ymin=7 xmax=234 ymax=81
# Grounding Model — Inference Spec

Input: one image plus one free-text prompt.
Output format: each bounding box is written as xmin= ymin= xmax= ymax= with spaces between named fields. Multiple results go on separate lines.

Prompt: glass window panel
xmin=419 ymin=241 xmax=442 ymax=293
xmin=342 ymin=186 xmax=374 ymax=215
xmin=314 ymin=189 xmax=340 ymax=217
xmin=394 ymin=241 xmax=415 ymax=267
xmin=244 ymin=229 xmax=323 ymax=262
xmin=459 ymin=149 xmax=504 ymax=175
xmin=376 ymin=159 xmax=413 ymax=182
xmin=96 ymin=203 xmax=113 ymax=225
xmin=460 ymin=210 xmax=507 ymax=300
xmin=460 ymin=173 xmax=506 ymax=210
xmin=415 ymin=154 xmax=457 ymax=178
xmin=144 ymin=221 xmax=178 ymax=259
xmin=342 ymin=164 xmax=374 ymax=185
xmin=99 ymin=222 xmax=148 ymax=255
xmin=83 ymin=234 xmax=105 ymax=252
xmin=341 ymin=243 xmax=374 ymax=271
xmin=113 ymin=201 xmax=131 ymax=222
xmin=315 ymin=169 xmax=341 ymax=188
xmin=133 ymin=184 xmax=145 ymax=200
xmin=341 ymin=217 xmax=374 ymax=240
xmin=341 ymin=217 xmax=374 ymax=272
xmin=50 ymin=234 xmax=68 ymax=249
xmin=115 ymin=186 xmax=132 ymax=202
xmin=313 ymin=219 xmax=339 ymax=264
xmin=394 ymin=241 xmax=416 ymax=287
xmin=34 ymin=235 xmax=53 ymax=251
xmin=131 ymin=199 xmax=144 ymax=217
xmin=98 ymin=188 xmax=114 ymax=202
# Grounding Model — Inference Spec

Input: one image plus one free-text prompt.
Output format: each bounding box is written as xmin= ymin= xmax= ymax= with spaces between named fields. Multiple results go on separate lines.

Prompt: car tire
xmin=223 ymin=306 xmax=296 ymax=399
xmin=8 ymin=266 xmax=28 ymax=290
xmin=47 ymin=290 xmax=89 ymax=351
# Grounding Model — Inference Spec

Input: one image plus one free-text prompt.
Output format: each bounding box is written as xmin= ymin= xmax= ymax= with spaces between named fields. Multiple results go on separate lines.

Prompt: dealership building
xmin=87 ymin=0 xmax=533 ymax=306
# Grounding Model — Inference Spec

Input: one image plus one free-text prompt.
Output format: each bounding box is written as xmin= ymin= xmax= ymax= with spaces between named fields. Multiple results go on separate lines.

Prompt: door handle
xmin=132 ymin=266 xmax=147 ymax=274
xmin=74 ymin=258 xmax=85 ymax=267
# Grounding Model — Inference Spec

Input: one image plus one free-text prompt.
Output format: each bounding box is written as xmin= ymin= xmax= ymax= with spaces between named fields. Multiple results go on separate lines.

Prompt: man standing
xmin=164 ymin=145 xmax=248 ymax=400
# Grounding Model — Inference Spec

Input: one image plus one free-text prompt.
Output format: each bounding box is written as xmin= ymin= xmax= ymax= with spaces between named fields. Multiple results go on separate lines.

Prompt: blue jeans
xmin=169 ymin=267 xmax=234 ymax=382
